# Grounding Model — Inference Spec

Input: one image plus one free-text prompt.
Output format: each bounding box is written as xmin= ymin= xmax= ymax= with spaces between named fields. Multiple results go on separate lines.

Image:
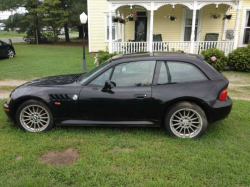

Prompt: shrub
xmin=97 ymin=50 xmax=118 ymax=65
xmin=229 ymin=46 xmax=250 ymax=72
xmin=201 ymin=48 xmax=228 ymax=72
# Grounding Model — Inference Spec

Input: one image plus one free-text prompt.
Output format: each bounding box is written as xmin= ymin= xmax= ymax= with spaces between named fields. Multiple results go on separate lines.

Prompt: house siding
xmin=88 ymin=0 xmax=109 ymax=52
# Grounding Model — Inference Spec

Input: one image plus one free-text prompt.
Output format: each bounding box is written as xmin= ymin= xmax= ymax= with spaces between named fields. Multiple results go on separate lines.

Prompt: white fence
xmin=113 ymin=41 xmax=234 ymax=55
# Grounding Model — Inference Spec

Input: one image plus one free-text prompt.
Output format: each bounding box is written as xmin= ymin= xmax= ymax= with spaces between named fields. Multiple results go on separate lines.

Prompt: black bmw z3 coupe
xmin=3 ymin=52 xmax=232 ymax=138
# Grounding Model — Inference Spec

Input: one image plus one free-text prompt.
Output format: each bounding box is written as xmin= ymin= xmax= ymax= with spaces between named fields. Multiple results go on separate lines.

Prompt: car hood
xmin=21 ymin=74 xmax=83 ymax=86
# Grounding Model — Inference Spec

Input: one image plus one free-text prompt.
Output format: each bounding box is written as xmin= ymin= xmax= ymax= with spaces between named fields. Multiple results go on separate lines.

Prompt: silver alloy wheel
xmin=20 ymin=105 xmax=50 ymax=132
xmin=170 ymin=108 xmax=203 ymax=138
xmin=8 ymin=50 xmax=14 ymax=58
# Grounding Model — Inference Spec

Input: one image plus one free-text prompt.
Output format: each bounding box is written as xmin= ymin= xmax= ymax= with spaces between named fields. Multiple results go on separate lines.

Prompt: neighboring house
xmin=87 ymin=0 xmax=250 ymax=55
xmin=0 ymin=23 xmax=6 ymax=31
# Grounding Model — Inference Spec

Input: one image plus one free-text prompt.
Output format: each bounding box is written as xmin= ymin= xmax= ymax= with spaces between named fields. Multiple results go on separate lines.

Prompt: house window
xmin=106 ymin=15 xmax=117 ymax=41
xmin=184 ymin=9 xmax=199 ymax=41
xmin=243 ymin=11 xmax=250 ymax=45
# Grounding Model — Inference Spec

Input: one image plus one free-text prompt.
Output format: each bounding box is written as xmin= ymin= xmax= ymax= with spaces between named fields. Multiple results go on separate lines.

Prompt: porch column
xmin=233 ymin=0 xmax=242 ymax=49
xmin=190 ymin=1 xmax=198 ymax=53
xmin=122 ymin=14 xmax=125 ymax=43
xmin=109 ymin=2 xmax=113 ymax=53
xmin=149 ymin=2 xmax=154 ymax=53
xmin=222 ymin=7 xmax=230 ymax=40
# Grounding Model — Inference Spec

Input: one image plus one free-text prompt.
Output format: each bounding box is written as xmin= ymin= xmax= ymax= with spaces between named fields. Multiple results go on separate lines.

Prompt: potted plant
xmin=223 ymin=14 xmax=232 ymax=20
xmin=119 ymin=18 xmax=126 ymax=24
xmin=210 ymin=12 xmax=221 ymax=19
xmin=126 ymin=12 xmax=137 ymax=21
xmin=112 ymin=17 xmax=120 ymax=23
xmin=169 ymin=15 xmax=178 ymax=21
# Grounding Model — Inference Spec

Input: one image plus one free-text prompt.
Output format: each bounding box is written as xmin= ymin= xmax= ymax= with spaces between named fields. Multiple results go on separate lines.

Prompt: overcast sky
xmin=0 ymin=8 xmax=26 ymax=20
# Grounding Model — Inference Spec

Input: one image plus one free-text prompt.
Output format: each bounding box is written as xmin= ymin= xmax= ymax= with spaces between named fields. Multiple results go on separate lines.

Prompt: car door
xmin=79 ymin=60 xmax=156 ymax=121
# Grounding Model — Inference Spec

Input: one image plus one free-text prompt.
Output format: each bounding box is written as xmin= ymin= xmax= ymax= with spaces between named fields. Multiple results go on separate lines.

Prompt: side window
xmin=167 ymin=61 xmax=208 ymax=83
xmin=0 ymin=42 xmax=2 ymax=46
xmin=89 ymin=68 xmax=113 ymax=86
xmin=111 ymin=61 xmax=156 ymax=87
xmin=157 ymin=61 xmax=169 ymax=84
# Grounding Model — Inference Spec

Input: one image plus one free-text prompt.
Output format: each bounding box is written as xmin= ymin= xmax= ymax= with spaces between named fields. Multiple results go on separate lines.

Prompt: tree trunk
xmin=64 ymin=23 xmax=70 ymax=42
xmin=78 ymin=25 xmax=83 ymax=39
xmin=53 ymin=29 xmax=56 ymax=44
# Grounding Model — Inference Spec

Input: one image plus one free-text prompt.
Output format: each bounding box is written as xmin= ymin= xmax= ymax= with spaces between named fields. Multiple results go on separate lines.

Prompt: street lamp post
xmin=80 ymin=12 xmax=88 ymax=72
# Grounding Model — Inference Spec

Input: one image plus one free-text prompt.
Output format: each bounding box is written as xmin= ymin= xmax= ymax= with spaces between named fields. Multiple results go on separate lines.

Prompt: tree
xmin=59 ymin=0 xmax=87 ymax=41
xmin=4 ymin=13 xmax=25 ymax=31
xmin=68 ymin=0 xmax=87 ymax=39
xmin=40 ymin=0 xmax=68 ymax=43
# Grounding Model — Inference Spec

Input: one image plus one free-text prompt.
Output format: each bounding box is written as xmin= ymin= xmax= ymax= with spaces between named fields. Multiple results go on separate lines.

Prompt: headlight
xmin=7 ymin=97 xmax=12 ymax=104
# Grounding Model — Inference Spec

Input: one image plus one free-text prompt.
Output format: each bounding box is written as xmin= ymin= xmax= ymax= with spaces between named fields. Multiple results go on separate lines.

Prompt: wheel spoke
xmin=173 ymin=122 xmax=182 ymax=126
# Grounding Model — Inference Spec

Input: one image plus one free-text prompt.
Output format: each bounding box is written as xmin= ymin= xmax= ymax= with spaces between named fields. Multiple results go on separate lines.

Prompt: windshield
xmin=78 ymin=60 xmax=111 ymax=84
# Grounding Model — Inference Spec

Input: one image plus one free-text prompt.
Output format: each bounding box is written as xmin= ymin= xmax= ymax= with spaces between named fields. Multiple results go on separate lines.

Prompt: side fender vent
xmin=49 ymin=94 xmax=71 ymax=101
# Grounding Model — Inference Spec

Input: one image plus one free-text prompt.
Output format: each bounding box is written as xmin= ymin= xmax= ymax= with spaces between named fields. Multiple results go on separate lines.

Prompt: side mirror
xmin=102 ymin=80 xmax=116 ymax=91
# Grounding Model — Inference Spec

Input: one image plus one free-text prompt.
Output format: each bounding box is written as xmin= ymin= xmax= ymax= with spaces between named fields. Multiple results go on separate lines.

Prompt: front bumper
xmin=208 ymin=96 xmax=233 ymax=123
xmin=3 ymin=102 xmax=14 ymax=123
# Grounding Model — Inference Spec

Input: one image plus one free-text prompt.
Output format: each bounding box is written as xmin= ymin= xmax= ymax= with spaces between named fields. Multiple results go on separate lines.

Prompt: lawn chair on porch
xmin=153 ymin=34 xmax=169 ymax=52
xmin=198 ymin=33 xmax=219 ymax=54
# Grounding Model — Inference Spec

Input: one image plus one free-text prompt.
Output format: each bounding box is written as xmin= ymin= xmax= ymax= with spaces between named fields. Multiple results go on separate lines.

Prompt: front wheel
xmin=8 ymin=49 xmax=15 ymax=58
xmin=165 ymin=102 xmax=208 ymax=139
xmin=16 ymin=100 xmax=54 ymax=132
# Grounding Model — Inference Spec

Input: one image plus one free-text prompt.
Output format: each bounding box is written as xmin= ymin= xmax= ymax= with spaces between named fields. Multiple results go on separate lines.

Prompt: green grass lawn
xmin=0 ymin=99 xmax=249 ymax=186
xmin=0 ymin=31 xmax=25 ymax=39
xmin=0 ymin=43 xmax=95 ymax=80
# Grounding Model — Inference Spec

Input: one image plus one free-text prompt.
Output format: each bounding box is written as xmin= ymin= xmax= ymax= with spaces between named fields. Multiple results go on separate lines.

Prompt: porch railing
xmin=113 ymin=41 xmax=234 ymax=55
xmin=194 ymin=41 xmax=234 ymax=55
xmin=112 ymin=42 xmax=148 ymax=54
xmin=153 ymin=41 xmax=191 ymax=53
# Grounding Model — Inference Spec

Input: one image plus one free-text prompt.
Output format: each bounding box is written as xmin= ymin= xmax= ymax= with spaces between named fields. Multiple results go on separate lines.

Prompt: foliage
xmin=228 ymin=46 xmax=250 ymax=72
xmin=171 ymin=48 xmax=183 ymax=52
xmin=201 ymin=48 xmax=228 ymax=71
xmin=40 ymin=0 xmax=68 ymax=43
xmin=0 ymin=0 xmax=88 ymax=42
xmin=112 ymin=17 xmax=121 ymax=22
xmin=3 ymin=13 xmax=26 ymax=32
xmin=97 ymin=50 xmax=118 ymax=65
xmin=126 ymin=12 xmax=137 ymax=21
xmin=210 ymin=12 xmax=221 ymax=19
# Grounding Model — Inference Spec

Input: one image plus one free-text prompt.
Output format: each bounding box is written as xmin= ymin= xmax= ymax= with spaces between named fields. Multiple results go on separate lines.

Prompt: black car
xmin=3 ymin=52 xmax=232 ymax=138
xmin=0 ymin=40 xmax=15 ymax=58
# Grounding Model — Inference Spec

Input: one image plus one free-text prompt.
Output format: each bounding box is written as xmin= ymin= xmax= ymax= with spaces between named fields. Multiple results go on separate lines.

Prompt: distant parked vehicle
xmin=0 ymin=40 xmax=15 ymax=58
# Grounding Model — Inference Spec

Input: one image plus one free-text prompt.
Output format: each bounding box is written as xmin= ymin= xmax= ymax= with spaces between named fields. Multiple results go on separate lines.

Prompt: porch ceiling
xmin=108 ymin=0 xmax=239 ymax=10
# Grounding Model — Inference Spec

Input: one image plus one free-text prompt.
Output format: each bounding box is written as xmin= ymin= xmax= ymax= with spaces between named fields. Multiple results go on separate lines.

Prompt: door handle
xmin=134 ymin=94 xmax=147 ymax=99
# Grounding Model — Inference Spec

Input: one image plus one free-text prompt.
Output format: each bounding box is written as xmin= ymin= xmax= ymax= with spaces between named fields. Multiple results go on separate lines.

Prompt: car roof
xmin=111 ymin=52 xmax=205 ymax=61
xmin=110 ymin=52 xmax=223 ymax=80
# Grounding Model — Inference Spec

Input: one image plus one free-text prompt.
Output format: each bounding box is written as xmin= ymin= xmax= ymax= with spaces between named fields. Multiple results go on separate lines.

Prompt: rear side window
xmin=157 ymin=61 xmax=208 ymax=84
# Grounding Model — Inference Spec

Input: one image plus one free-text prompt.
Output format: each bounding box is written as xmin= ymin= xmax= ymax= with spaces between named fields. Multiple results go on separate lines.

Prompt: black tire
xmin=164 ymin=102 xmax=208 ymax=139
xmin=7 ymin=49 xmax=15 ymax=58
xmin=16 ymin=100 xmax=54 ymax=132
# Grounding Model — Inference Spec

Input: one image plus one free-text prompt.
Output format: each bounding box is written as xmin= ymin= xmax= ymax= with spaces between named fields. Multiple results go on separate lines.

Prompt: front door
xmin=135 ymin=17 xmax=147 ymax=41
xmin=79 ymin=60 xmax=156 ymax=121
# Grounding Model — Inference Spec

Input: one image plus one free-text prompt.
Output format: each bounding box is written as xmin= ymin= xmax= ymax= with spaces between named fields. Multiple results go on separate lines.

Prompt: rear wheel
xmin=16 ymin=100 xmax=54 ymax=132
xmin=8 ymin=49 xmax=14 ymax=58
xmin=164 ymin=102 xmax=208 ymax=138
